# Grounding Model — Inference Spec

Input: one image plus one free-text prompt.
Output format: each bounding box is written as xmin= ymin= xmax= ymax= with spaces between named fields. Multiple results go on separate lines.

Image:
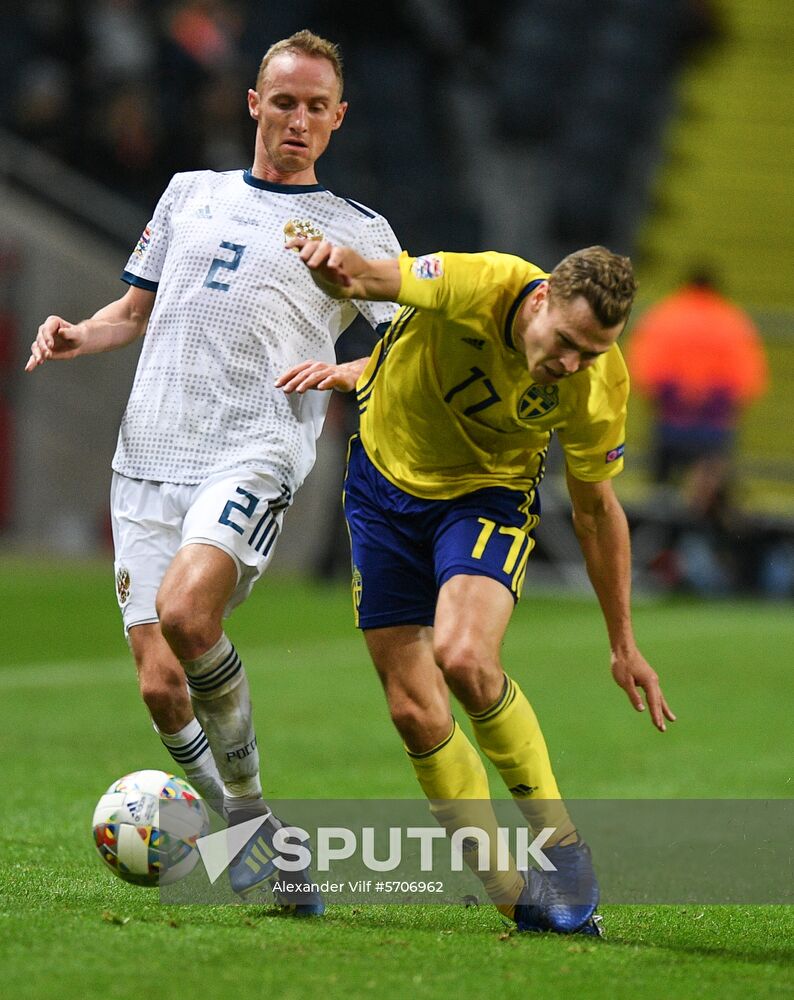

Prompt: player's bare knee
xmin=157 ymin=596 xmax=212 ymax=659
xmin=157 ymin=601 xmax=192 ymax=645
xmin=435 ymin=637 xmax=482 ymax=685
xmin=435 ymin=640 xmax=498 ymax=707
xmin=388 ymin=697 xmax=424 ymax=738
xmin=387 ymin=696 xmax=429 ymax=738
xmin=138 ymin=675 xmax=173 ymax=715
xmin=137 ymin=666 xmax=189 ymax=727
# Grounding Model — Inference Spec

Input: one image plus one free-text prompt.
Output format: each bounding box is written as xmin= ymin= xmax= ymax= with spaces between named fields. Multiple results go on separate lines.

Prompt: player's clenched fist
xmin=286 ymin=237 xmax=401 ymax=303
xmin=25 ymin=316 xmax=86 ymax=371
xmin=287 ymin=237 xmax=365 ymax=298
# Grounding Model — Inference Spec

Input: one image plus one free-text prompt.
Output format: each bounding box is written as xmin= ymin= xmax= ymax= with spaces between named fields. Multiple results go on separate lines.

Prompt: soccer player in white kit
xmin=26 ymin=31 xmax=400 ymax=910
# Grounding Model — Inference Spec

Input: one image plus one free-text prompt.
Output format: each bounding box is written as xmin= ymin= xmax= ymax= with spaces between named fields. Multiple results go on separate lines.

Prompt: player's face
xmin=248 ymin=52 xmax=347 ymax=183
xmin=520 ymin=286 xmax=624 ymax=384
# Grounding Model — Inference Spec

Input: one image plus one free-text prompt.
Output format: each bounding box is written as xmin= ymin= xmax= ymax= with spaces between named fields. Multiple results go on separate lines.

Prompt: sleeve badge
xmin=412 ymin=254 xmax=444 ymax=280
xmin=133 ymin=226 xmax=152 ymax=257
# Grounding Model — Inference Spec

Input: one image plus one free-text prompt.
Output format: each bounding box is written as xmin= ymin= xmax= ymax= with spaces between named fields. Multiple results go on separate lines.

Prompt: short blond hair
xmin=256 ymin=29 xmax=344 ymax=99
xmin=549 ymin=246 xmax=637 ymax=327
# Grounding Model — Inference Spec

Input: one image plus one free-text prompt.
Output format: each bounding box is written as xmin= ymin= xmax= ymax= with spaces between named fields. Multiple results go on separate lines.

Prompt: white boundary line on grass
xmin=3 ymin=612 xmax=782 ymax=691
xmin=0 ymin=636 xmax=365 ymax=690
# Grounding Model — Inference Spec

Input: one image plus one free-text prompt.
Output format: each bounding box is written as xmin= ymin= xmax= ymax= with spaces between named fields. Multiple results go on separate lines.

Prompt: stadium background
xmin=1 ymin=0 xmax=792 ymax=586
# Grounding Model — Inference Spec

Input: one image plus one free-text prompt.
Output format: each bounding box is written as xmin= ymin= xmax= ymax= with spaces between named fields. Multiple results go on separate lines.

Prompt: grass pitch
xmin=0 ymin=555 xmax=791 ymax=999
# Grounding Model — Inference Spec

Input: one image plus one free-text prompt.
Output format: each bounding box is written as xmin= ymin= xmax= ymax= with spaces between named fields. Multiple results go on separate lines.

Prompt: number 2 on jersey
xmin=204 ymin=241 xmax=246 ymax=291
xmin=218 ymin=487 xmax=278 ymax=555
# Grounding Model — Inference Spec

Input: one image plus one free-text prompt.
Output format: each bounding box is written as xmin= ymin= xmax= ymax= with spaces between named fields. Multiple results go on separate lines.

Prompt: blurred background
xmin=0 ymin=0 xmax=792 ymax=598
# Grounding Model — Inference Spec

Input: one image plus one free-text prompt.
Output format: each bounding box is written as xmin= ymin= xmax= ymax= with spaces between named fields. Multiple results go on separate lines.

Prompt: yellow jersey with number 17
xmin=356 ymin=250 xmax=629 ymax=500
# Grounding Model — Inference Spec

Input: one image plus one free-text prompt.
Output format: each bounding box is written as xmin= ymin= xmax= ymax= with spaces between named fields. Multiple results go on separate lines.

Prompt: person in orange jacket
xmin=629 ymin=267 xmax=767 ymax=499
xmin=628 ymin=268 xmax=768 ymax=592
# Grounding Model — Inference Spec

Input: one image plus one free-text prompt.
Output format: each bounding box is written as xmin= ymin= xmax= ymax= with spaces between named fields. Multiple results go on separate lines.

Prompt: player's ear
xmin=530 ymin=281 xmax=549 ymax=310
xmin=247 ymin=89 xmax=260 ymax=120
xmin=331 ymin=101 xmax=349 ymax=131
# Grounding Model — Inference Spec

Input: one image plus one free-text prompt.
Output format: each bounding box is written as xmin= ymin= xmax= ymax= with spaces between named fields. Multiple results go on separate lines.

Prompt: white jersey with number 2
xmin=113 ymin=168 xmax=400 ymax=496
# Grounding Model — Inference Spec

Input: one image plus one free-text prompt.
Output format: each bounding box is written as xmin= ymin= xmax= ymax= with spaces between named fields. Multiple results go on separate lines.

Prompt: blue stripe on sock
xmin=164 ymin=734 xmax=211 ymax=763
xmin=160 ymin=730 xmax=206 ymax=755
xmin=187 ymin=646 xmax=238 ymax=686
xmin=187 ymin=654 xmax=242 ymax=693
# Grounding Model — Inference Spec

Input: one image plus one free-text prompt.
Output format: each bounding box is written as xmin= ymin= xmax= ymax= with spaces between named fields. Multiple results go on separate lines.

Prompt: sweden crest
xmin=517 ymin=384 xmax=559 ymax=421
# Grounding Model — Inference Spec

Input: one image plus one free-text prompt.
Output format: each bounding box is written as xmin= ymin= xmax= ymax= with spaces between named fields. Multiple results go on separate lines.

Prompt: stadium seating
xmin=630 ymin=0 xmax=794 ymax=521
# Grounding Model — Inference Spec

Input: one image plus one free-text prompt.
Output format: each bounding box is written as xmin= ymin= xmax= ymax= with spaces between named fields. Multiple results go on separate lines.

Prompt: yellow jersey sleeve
xmin=396 ymin=250 xmax=544 ymax=321
xmin=557 ymin=346 xmax=629 ymax=481
xmin=396 ymin=251 xmax=448 ymax=311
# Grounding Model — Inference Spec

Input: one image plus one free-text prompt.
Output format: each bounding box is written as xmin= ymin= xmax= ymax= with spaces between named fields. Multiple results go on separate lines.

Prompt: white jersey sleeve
xmin=123 ymin=177 xmax=177 ymax=289
xmin=339 ymin=199 xmax=402 ymax=334
xmin=112 ymin=169 xmax=401 ymax=493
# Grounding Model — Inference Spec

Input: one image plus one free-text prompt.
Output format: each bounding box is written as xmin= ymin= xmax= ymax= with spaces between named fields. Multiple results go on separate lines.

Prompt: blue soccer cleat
xmin=227 ymin=809 xmax=324 ymax=916
xmin=514 ymin=837 xmax=601 ymax=936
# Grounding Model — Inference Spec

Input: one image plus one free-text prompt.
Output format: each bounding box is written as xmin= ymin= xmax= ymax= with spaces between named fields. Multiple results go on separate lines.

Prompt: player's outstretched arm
xmin=287 ymin=237 xmax=401 ymax=302
xmin=276 ymin=357 xmax=370 ymax=394
xmin=25 ymin=284 xmax=156 ymax=372
xmin=566 ymin=470 xmax=677 ymax=732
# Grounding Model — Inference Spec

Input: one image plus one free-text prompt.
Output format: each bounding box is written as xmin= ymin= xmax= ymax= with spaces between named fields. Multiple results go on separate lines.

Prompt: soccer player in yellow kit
xmin=278 ymin=241 xmax=676 ymax=936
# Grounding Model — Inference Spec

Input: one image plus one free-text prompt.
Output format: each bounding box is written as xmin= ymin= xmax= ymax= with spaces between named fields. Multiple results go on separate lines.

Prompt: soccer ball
xmin=92 ymin=769 xmax=210 ymax=887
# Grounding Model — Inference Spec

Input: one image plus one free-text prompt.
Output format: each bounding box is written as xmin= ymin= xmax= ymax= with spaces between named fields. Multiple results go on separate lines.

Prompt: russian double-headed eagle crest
xmin=284 ymin=218 xmax=324 ymax=247
xmin=116 ymin=567 xmax=131 ymax=606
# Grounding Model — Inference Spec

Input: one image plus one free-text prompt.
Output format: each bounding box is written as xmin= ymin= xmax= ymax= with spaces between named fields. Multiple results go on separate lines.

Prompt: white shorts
xmin=110 ymin=469 xmax=290 ymax=633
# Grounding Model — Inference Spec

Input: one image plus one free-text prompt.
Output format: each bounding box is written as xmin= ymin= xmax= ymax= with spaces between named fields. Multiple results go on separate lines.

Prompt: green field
xmin=0 ymin=556 xmax=791 ymax=999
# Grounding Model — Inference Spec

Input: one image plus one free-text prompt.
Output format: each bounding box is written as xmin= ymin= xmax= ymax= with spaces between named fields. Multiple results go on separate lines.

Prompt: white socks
xmin=156 ymin=716 xmax=224 ymax=810
xmin=180 ymin=634 xmax=263 ymax=803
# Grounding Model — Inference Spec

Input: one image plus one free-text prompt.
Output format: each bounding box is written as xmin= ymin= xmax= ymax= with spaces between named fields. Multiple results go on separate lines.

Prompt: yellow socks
xmin=407 ymin=720 xmax=524 ymax=914
xmin=404 ymin=676 xmax=576 ymax=919
xmin=469 ymin=676 xmax=576 ymax=846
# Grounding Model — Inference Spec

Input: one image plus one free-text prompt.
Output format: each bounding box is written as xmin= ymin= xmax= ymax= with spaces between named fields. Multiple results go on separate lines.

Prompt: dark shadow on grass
xmin=138 ymin=902 xmax=794 ymax=965
xmin=599 ymin=933 xmax=794 ymax=967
